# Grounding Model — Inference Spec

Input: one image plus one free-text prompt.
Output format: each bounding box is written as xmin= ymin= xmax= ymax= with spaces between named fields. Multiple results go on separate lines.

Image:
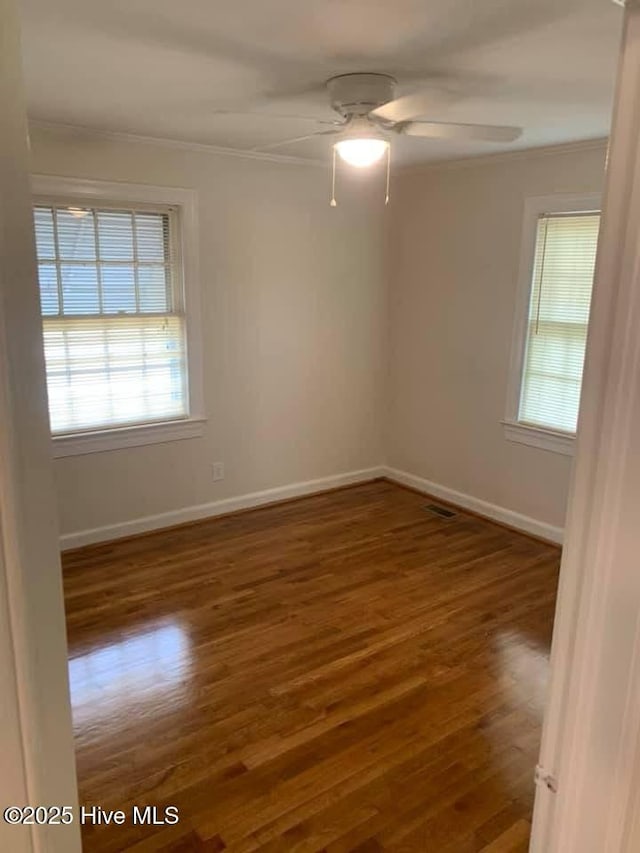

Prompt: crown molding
xmin=396 ymin=137 xmax=609 ymax=176
xmin=28 ymin=119 xmax=327 ymax=169
xmin=28 ymin=120 xmax=609 ymax=176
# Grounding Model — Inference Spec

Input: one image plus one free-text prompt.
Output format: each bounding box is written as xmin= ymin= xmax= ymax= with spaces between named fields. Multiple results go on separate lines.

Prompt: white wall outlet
xmin=212 ymin=462 xmax=224 ymax=482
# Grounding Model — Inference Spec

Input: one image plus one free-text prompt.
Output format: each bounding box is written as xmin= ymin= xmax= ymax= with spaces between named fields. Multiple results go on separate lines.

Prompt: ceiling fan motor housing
xmin=327 ymin=73 xmax=396 ymax=118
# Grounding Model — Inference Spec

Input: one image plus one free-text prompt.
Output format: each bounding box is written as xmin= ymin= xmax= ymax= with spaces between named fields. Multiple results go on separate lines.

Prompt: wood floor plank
xmin=479 ymin=819 xmax=531 ymax=852
xmin=62 ymin=480 xmax=559 ymax=851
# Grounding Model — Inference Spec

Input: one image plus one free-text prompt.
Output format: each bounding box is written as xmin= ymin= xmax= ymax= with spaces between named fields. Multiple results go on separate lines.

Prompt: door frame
xmin=0 ymin=1 xmax=81 ymax=850
xmin=531 ymin=3 xmax=640 ymax=850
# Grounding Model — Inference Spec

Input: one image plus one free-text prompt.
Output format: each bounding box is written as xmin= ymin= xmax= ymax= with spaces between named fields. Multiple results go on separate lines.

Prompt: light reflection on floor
xmin=494 ymin=628 xmax=549 ymax=720
xmin=68 ymin=620 xmax=192 ymax=726
xmin=476 ymin=628 xmax=551 ymax=794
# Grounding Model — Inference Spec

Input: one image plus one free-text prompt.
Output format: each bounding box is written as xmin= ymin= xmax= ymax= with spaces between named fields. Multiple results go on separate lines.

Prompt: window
xmin=505 ymin=194 xmax=601 ymax=455
xmin=32 ymin=177 xmax=204 ymax=456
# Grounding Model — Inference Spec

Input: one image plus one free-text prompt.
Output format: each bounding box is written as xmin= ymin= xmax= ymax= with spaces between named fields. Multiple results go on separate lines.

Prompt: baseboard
xmin=60 ymin=464 xmax=564 ymax=551
xmin=383 ymin=467 xmax=564 ymax=545
xmin=59 ymin=467 xmax=386 ymax=551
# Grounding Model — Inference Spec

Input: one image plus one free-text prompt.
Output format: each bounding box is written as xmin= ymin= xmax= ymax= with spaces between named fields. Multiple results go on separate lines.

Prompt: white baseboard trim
xmin=383 ymin=467 xmax=564 ymax=545
xmin=60 ymin=465 xmax=564 ymax=551
xmin=59 ymin=467 xmax=386 ymax=551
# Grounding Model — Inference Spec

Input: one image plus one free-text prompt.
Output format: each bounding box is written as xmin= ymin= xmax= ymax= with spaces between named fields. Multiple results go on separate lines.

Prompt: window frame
xmin=31 ymin=175 xmax=205 ymax=457
xmin=504 ymin=192 xmax=601 ymax=456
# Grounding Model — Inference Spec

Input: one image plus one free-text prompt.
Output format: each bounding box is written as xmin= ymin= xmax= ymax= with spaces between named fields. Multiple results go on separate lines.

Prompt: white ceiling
xmin=19 ymin=0 xmax=623 ymax=165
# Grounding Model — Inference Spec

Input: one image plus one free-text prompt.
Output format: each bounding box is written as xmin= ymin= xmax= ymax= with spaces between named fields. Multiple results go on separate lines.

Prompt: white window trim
xmin=504 ymin=192 xmax=601 ymax=456
xmin=51 ymin=417 xmax=207 ymax=458
xmin=501 ymin=420 xmax=576 ymax=457
xmin=31 ymin=175 xmax=205 ymax=457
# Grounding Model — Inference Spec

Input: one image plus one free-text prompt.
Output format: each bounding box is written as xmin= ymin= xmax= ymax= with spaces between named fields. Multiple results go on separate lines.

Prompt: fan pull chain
xmin=385 ymin=145 xmax=391 ymax=205
xmin=330 ymin=147 xmax=337 ymax=207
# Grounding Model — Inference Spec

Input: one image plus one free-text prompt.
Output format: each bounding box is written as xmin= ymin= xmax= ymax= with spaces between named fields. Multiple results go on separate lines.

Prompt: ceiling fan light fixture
xmin=334 ymin=137 xmax=389 ymax=168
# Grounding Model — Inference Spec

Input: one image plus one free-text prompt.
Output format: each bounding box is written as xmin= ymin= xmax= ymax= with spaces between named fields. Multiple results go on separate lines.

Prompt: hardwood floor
xmin=62 ymin=480 xmax=560 ymax=852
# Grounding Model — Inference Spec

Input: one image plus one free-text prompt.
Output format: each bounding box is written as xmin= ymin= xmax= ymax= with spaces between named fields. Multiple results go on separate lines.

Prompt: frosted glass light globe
xmin=334 ymin=138 xmax=388 ymax=168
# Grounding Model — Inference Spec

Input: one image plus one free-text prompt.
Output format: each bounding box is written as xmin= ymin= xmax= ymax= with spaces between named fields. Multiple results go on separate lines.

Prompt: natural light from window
xmin=68 ymin=621 xmax=191 ymax=726
xmin=518 ymin=211 xmax=600 ymax=434
xmin=33 ymin=203 xmax=188 ymax=435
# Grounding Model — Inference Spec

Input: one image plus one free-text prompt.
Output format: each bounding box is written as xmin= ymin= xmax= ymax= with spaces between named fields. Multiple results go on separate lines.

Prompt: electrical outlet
xmin=212 ymin=462 xmax=224 ymax=482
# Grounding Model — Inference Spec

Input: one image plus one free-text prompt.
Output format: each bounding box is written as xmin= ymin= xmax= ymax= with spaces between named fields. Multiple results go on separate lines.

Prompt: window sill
xmin=52 ymin=418 xmax=206 ymax=458
xmin=502 ymin=420 xmax=575 ymax=456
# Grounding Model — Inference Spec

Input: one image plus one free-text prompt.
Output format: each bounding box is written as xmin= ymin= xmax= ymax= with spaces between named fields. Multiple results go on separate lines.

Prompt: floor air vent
xmin=423 ymin=503 xmax=457 ymax=519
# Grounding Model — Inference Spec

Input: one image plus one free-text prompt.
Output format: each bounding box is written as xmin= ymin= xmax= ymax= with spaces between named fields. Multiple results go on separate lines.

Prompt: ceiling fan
xmin=246 ymin=73 xmax=522 ymax=204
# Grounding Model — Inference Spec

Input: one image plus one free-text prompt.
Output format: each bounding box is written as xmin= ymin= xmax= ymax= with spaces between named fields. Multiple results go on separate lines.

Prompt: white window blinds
xmin=34 ymin=203 xmax=188 ymax=435
xmin=519 ymin=211 xmax=600 ymax=434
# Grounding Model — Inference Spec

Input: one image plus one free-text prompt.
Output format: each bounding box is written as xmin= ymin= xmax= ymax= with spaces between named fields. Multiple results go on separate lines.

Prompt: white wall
xmin=29 ymin=125 xmax=386 ymax=538
xmin=30 ymin=125 xmax=609 ymax=541
xmin=387 ymin=142 xmax=607 ymax=530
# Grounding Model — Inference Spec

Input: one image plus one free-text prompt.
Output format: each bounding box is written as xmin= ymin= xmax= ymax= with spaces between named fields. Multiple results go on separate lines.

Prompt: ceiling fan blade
xmin=211 ymin=110 xmax=340 ymax=126
xmin=252 ymin=128 xmax=341 ymax=152
xmin=400 ymin=121 xmax=522 ymax=143
xmin=369 ymin=89 xmax=456 ymax=123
